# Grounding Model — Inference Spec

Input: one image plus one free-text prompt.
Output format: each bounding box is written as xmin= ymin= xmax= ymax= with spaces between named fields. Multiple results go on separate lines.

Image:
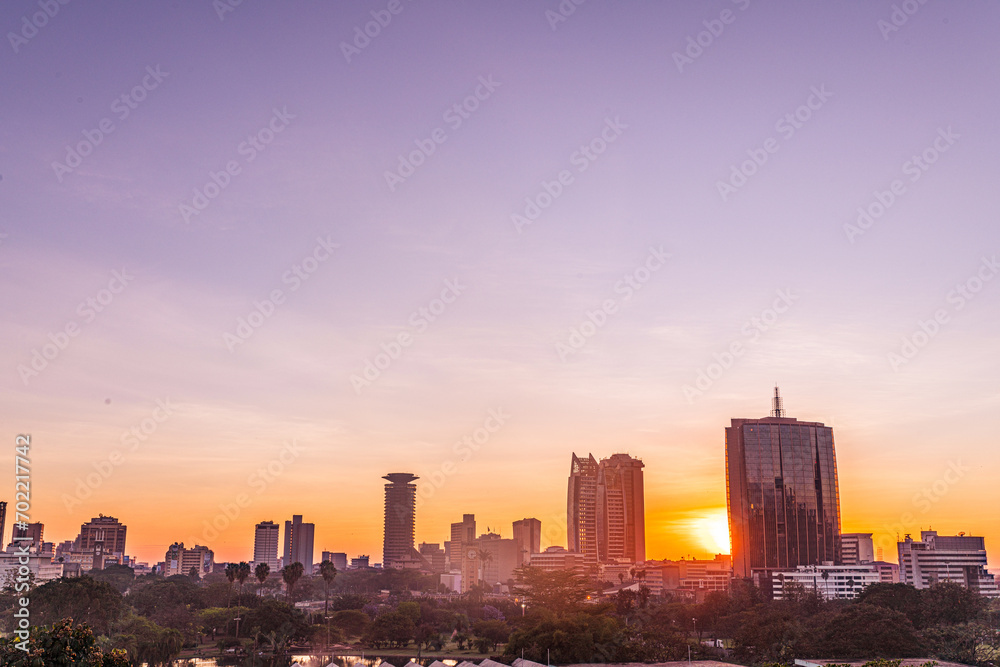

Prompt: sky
xmin=1 ymin=1 xmax=998 ymax=572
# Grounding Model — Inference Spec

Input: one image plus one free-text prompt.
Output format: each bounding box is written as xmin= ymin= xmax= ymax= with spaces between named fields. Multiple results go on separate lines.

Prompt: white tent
xmin=513 ymin=659 xmax=547 ymax=667
xmin=428 ymin=661 xmax=449 ymax=667
xmin=480 ymin=659 xmax=509 ymax=667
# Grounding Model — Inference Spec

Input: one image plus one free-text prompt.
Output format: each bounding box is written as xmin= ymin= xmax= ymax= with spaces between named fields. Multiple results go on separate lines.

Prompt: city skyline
xmin=2 ymin=2 xmax=998 ymax=574
xmin=7 ymin=389 xmax=998 ymax=574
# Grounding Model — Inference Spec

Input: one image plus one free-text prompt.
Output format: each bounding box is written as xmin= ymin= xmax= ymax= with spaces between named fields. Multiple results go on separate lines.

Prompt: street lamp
xmin=690 ymin=617 xmax=697 ymax=664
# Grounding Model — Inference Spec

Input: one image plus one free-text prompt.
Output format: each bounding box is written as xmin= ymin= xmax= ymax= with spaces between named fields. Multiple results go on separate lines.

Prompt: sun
xmin=695 ymin=509 xmax=731 ymax=555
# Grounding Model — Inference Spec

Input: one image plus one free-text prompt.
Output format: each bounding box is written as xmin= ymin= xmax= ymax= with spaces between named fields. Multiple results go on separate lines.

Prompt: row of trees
xmin=2 ymin=561 xmax=998 ymax=665
xmin=0 ymin=562 xmax=459 ymax=664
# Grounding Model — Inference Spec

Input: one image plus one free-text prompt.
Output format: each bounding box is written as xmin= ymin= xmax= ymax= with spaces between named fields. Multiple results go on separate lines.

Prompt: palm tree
xmin=319 ymin=560 xmax=338 ymax=617
xmin=281 ymin=562 xmax=305 ymax=603
xmin=319 ymin=560 xmax=338 ymax=648
xmin=476 ymin=548 xmax=493 ymax=589
xmin=233 ymin=562 xmax=252 ymax=638
xmin=225 ymin=563 xmax=237 ymax=608
xmin=254 ymin=562 xmax=270 ymax=597
xmin=236 ymin=562 xmax=252 ymax=602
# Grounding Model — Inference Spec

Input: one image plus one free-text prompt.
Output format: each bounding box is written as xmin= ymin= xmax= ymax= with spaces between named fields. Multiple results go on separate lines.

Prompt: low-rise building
xmin=321 ymin=551 xmax=348 ymax=571
xmin=642 ymin=554 xmax=732 ymax=599
xmin=418 ymin=543 xmax=446 ymax=574
xmin=0 ymin=547 xmax=64 ymax=586
xmin=841 ymin=533 xmax=876 ymax=564
xmin=164 ymin=543 xmax=214 ymax=577
xmin=528 ymin=546 xmax=586 ymax=575
xmin=773 ymin=563 xmax=881 ymax=600
xmin=871 ymin=560 xmax=899 ymax=583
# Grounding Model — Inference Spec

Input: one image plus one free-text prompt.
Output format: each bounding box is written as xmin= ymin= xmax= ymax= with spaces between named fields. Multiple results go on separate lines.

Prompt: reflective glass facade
xmin=726 ymin=417 xmax=841 ymax=578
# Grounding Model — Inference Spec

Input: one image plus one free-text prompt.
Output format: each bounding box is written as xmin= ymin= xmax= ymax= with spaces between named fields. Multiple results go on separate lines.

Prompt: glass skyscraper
xmin=726 ymin=388 xmax=842 ymax=581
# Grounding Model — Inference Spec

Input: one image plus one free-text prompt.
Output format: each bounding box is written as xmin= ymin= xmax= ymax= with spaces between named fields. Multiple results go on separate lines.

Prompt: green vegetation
xmin=1 ymin=564 xmax=998 ymax=666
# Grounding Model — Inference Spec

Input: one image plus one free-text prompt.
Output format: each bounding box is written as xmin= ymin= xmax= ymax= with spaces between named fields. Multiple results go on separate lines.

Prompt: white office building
xmin=253 ymin=520 xmax=280 ymax=571
xmin=773 ymin=563 xmax=881 ymax=600
xmin=898 ymin=531 xmax=998 ymax=597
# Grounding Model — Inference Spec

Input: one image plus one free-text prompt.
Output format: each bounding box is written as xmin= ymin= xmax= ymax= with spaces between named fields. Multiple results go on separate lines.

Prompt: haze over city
xmin=1 ymin=0 xmax=998 ymax=574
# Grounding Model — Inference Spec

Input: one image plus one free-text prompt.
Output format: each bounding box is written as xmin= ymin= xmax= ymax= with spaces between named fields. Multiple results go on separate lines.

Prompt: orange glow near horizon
xmin=21 ymin=396 xmax=1000 ymax=574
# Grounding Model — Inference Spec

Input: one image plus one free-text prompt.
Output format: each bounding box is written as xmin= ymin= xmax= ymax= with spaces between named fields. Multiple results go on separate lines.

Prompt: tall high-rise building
xmin=0 ymin=501 xmax=6 ymax=548
xmin=598 ymin=454 xmax=645 ymax=562
xmin=451 ymin=514 xmax=477 ymax=544
xmin=282 ymin=515 xmax=315 ymax=574
xmin=446 ymin=514 xmax=476 ymax=569
xmin=512 ymin=518 xmax=541 ymax=566
xmin=253 ymin=521 xmax=280 ymax=570
xmin=75 ymin=515 xmax=127 ymax=559
xmin=726 ymin=388 xmax=842 ymax=580
xmin=382 ymin=473 xmax=418 ymax=568
xmin=567 ymin=453 xmax=600 ymax=566
xmin=841 ymin=533 xmax=875 ymax=565
xmin=898 ymin=531 xmax=998 ymax=596
xmin=568 ymin=453 xmax=646 ymax=566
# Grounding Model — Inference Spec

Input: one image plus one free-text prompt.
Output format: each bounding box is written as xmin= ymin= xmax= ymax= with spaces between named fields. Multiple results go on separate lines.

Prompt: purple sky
xmin=1 ymin=1 xmax=998 ymax=567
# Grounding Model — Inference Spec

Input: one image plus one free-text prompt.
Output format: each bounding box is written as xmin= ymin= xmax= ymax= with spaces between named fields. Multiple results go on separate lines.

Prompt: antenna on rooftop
xmin=771 ymin=385 xmax=786 ymax=417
